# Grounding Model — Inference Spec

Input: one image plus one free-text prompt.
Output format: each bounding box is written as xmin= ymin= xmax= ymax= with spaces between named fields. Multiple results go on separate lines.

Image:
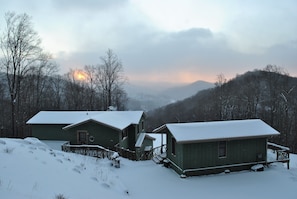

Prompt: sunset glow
xmin=128 ymin=71 xmax=217 ymax=85
xmin=74 ymin=70 xmax=88 ymax=81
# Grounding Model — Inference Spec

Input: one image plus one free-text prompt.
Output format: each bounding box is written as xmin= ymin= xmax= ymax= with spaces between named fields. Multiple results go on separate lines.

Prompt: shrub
xmin=55 ymin=194 xmax=67 ymax=199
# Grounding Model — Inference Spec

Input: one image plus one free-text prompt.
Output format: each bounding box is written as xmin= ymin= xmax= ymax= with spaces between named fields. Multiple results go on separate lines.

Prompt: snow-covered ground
xmin=0 ymin=137 xmax=297 ymax=199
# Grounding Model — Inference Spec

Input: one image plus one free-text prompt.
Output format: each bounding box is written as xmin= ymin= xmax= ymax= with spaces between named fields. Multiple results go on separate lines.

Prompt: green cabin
xmin=26 ymin=111 xmax=154 ymax=160
xmin=153 ymin=119 xmax=280 ymax=176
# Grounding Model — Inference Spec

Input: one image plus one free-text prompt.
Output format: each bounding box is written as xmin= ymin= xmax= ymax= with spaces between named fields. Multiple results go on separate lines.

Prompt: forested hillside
xmin=146 ymin=66 xmax=297 ymax=152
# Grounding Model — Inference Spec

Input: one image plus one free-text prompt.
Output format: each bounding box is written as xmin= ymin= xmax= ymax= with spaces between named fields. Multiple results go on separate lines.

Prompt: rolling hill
xmin=146 ymin=70 xmax=297 ymax=153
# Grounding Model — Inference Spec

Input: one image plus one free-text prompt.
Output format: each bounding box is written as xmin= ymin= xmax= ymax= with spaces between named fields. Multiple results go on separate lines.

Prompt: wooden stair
xmin=152 ymin=153 xmax=166 ymax=164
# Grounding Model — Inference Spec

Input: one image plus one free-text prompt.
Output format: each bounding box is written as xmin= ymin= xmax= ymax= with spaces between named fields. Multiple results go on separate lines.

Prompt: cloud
xmin=119 ymin=27 xmax=297 ymax=82
xmin=222 ymin=0 xmax=297 ymax=53
xmin=51 ymin=0 xmax=127 ymax=12
xmin=55 ymin=23 xmax=297 ymax=83
xmin=1 ymin=0 xmax=296 ymax=83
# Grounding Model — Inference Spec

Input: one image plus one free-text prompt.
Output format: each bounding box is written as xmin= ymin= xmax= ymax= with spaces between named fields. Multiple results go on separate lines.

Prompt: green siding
xmin=135 ymin=137 xmax=154 ymax=160
xmin=127 ymin=125 xmax=136 ymax=150
xmin=65 ymin=121 xmax=120 ymax=149
xmin=182 ymin=138 xmax=267 ymax=173
xmin=167 ymin=132 xmax=183 ymax=173
xmin=167 ymin=130 xmax=267 ymax=175
xmin=120 ymin=137 xmax=129 ymax=148
xmin=183 ymin=142 xmax=217 ymax=169
xmin=143 ymin=137 xmax=153 ymax=148
xmin=31 ymin=124 xmax=71 ymax=141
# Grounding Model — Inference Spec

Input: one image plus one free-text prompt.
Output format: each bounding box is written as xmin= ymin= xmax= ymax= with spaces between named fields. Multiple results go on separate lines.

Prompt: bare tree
xmin=96 ymin=49 xmax=127 ymax=110
xmin=0 ymin=12 xmax=43 ymax=136
xmin=50 ymin=74 xmax=64 ymax=109
xmin=84 ymin=65 xmax=98 ymax=110
xmin=214 ymin=73 xmax=230 ymax=120
xmin=20 ymin=54 xmax=58 ymax=116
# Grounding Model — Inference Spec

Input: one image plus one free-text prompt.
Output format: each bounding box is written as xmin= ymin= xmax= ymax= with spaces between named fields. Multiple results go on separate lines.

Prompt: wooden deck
xmin=61 ymin=142 xmax=121 ymax=167
xmin=61 ymin=142 xmax=116 ymax=159
xmin=267 ymin=142 xmax=290 ymax=169
xmin=114 ymin=144 xmax=137 ymax=160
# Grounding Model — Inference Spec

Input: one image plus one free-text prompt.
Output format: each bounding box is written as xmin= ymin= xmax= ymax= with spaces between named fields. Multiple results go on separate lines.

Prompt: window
xmin=218 ymin=141 xmax=227 ymax=158
xmin=77 ymin=131 xmax=88 ymax=144
xmin=172 ymin=137 xmax=176 ymax=155
xmin=137 ymin=120 xmax=145 ymax=134
xmin=122 ymin=129 xmax=128 ymax=139
xmin=141 ymin=120 xmax=144 ymax=131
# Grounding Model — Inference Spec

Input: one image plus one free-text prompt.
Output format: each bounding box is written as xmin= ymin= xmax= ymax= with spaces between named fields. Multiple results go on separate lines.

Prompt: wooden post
xmin=287 ymin=151 xmax=290 ymax=169
xmin=161 ymin=133 xmax=163 ymax=154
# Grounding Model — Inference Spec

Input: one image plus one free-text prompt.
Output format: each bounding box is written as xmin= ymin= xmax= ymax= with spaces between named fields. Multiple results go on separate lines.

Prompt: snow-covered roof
xmin=27 ymin=111 xmax=144 ymax=131
xmin=135 ymin=133 xmax=146 ymax=148
xmin=135 ymin=133 xmax=156 ymax=148
xmin=153 ymin=119 xmax=279 ymax=143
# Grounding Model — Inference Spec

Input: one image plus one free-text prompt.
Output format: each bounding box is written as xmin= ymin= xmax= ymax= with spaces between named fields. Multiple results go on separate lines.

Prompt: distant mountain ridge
xmin=125 ymin=80 xmax=214 ymax=111
xmin=161 ymin=80 xmax=214 ymax=101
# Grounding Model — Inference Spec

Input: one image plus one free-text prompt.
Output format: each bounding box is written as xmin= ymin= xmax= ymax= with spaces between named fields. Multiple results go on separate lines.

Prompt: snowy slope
xmin=0 ymin=138 xmax=128 ymax=199
xmin=0 ymin=138 xmax=297 ymax=199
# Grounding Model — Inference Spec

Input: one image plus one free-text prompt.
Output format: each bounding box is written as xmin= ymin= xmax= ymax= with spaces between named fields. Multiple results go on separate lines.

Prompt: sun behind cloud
xmin=74 ymin=70 xmax=88 ymax=81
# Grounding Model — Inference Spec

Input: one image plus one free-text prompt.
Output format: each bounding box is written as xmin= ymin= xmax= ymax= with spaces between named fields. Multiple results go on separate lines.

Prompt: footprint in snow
xmin=73 ymin=167 xmax=81 ymax=174
xmin=38 ymin=147 xmax=47 ymax=151
xmin=29 ymin=146 xmax=37 ymax=150
xmin=91 ymin=177 xmax=98 ymax=182
xmin=55 ymin=152 xmax=64 ymax=157
xmin=49 ymin=151 xmax=56 ymax=157
xmin=63 ymin=157 xmax=71 ymax=162
xmin=101 ymin=183 xmax=110 ymax=189
xmin=73 ymin=164 xmax=86 ymax=174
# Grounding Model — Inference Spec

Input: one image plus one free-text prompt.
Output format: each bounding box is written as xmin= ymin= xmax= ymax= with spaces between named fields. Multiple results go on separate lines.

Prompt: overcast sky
xmin=1 ymin=0 xmax=296 ymax=84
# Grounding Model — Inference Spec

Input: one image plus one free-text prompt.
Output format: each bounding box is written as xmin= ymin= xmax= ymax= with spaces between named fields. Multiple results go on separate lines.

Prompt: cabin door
xmin=77 ymin=131 xmax=88 ymax=145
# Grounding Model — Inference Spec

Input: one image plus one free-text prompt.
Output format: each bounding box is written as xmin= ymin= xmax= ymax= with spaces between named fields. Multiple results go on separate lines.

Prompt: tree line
xmin=0 ymin=12 xmax=127 ymax=137
xmin=147 ymin=66 xmax=297 ymax=153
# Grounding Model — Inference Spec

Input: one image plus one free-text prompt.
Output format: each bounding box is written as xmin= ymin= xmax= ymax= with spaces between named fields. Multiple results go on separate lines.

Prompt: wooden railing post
xmin=287 ymin=152 xmax=290 ymax=169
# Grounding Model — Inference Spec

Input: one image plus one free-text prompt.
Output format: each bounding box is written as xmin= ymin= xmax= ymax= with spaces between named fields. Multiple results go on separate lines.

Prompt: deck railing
xmin=61 ymin=142 xmax=153 ymax=161
xmin=61 ymin=142 xmax=116 ymax=160
xmin=152 ymin=144 xmax=167 ymax=156
xmin=114 ymin=144 xmax=137 ymax=160
xmin=267 ymin=142 xmax=290 ymax=169
xmin=148 ymin=144 xmax=167 ymax=162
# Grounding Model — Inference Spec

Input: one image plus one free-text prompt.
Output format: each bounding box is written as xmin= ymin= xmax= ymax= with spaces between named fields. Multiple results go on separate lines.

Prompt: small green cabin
xmin=26 ymin=111 xmax=154 ymax=160
xmin=153 ymin=119 xmax=280 ymax=176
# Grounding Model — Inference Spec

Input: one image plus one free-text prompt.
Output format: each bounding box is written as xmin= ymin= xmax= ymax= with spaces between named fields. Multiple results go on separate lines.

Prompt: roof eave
xmin=63 ymin=119 xmax=124 ymax=131
xmin=176 ymin=134 xmax=279 ymax=144
xmin=152 ymin=124 xmax=167 ymax=133
xmin=145 ymin=134 xmax=156 ymax=140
